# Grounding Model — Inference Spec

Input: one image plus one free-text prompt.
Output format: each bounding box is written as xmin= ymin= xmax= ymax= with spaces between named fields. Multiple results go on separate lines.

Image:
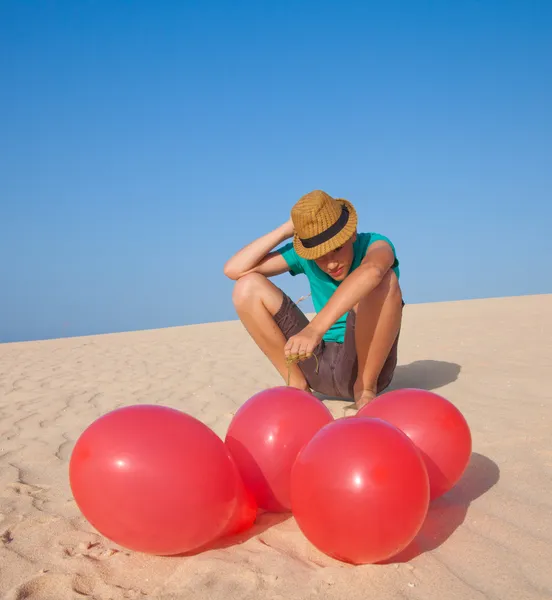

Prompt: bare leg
xmin=232 ymin=273 xmax=309 ymax=390
xmin=353 ymin=270 xmax=403 ymax=409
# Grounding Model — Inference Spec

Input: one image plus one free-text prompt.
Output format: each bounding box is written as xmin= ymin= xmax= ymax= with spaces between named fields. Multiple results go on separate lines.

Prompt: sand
xmin=0 ymin=293 xmax=551 ymax=600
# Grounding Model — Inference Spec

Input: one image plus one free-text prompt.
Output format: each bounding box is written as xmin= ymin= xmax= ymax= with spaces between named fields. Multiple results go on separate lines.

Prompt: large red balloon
xmin=358 ymin=388 xmax=472 ymax=500
xmin=69 ymin=405 xmax=241 ymax=555
xmin=225 ymin=387 xmax=334 ymax=512
xmin=290 ymin=417 xmax=430 ymax=564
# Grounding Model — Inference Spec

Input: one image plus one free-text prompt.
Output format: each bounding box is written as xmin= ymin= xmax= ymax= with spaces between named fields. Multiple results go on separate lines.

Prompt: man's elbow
xmin=222 ymin=256 xmax=238 ymax=279
xmin=223 ymin=263 xmax=240 ymax=280
xmin=224 ymin=261 xmax=252 ymax=280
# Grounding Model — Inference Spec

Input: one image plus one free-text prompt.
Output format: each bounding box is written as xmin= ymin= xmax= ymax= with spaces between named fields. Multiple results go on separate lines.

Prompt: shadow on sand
xmin=380 ymin=452 xmax=500 ymax=564
xmin=175 ymin=511 xmax=291 ymax=557
xmin=175 ymin=453 xmax=498 ymax=561
xmin=386 ymin=359 xmax=462 ymax=393
xmin=178 ymin=453 xmax=498 ymax=562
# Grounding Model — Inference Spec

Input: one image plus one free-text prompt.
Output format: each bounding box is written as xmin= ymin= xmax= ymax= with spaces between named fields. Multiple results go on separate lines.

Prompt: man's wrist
xmin=308 ymin=315 xmax=329 ymax=338
xmin=279 ymin=220 xmax=294 ymax=239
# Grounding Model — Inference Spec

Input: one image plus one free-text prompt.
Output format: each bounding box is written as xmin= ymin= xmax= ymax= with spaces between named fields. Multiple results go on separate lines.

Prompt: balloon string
xmin=285 ymin=353 xmax=319 ymax=386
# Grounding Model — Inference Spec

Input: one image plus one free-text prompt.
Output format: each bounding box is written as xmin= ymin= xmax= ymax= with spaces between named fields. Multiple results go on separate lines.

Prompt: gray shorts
xmin=274 ymin=293 xmax=401 ymax=400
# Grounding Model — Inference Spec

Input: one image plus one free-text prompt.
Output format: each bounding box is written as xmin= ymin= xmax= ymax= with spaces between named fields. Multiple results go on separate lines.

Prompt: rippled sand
xmin=1 ymin=294 xmax=551 ymax=599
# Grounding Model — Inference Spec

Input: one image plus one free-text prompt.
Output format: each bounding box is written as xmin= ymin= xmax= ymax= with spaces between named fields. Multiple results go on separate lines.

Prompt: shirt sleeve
xmin=277 ymin=241 xmax=305 ymax=276
xmin=368 ymin=233 xmax=397 ymax=257
xmin=356 ymin=232 xmax=399 ymax=266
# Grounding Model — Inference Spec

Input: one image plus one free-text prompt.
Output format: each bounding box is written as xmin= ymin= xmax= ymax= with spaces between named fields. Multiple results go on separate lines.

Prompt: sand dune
xmin=1 ymin=294 xmax=551 ymax=599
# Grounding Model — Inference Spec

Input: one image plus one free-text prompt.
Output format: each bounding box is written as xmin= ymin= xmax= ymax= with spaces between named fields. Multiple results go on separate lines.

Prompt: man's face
xmin=314 ymin=234 xmax=356 ymax=281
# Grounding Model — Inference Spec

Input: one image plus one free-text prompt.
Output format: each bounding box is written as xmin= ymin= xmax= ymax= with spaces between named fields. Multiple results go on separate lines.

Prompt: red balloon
xmin=69 ymin=405 xmax=239 ymax=555
xmin=223 ymin=457 xmax=258 ymax=537
xmin=290 ymin=417 xmax=430 ymax=564
xmin=358 ymin=388 xmax=472 ymax=500
xmin=225 ymin=386 xmax=334 ymax=512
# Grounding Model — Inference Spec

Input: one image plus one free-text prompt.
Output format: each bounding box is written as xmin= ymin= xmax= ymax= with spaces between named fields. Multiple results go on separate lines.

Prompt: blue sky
xmin=1 ymin=0 xmax=551 ymax=343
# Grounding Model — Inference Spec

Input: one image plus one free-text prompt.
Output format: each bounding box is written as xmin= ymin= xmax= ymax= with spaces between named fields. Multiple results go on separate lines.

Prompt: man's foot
xmin=354 ymin=388 xmax=377 ymax=410
xmin=288 ymin=383 xmax=313 ymax=395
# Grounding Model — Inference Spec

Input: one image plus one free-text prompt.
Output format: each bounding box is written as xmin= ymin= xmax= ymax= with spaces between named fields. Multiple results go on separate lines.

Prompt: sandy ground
xmin=0 ymin=294 xmax=551 ymax=600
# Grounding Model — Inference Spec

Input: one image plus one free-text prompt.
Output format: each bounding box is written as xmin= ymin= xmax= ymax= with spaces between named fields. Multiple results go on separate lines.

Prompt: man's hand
xmin=284 ymin=324 xmax=324 ymax=362
xmin=282 ymin=217 xmax=295 ymax=238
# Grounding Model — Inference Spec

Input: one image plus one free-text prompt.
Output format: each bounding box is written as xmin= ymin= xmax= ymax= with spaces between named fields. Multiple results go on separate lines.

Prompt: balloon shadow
xmin=380 ymin=452 xmax=500 ymax=564
xmin=174 ymin=511 xmax=291 ymax=557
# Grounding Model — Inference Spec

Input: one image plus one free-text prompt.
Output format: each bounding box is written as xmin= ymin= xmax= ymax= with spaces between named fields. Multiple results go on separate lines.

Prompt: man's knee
xmin=232 ymin=272 xmax=266 ymax=308
xmin=232 ymin=272 xmax=285 ymax=316
xmin=385 ymin=270 xmax=402 ymax=301
xmin=353 ymin=269 xmax=402 ymax=312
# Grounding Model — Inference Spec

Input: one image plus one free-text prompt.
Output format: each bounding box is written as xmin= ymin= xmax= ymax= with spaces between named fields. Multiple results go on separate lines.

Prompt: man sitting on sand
xmin=224 ymin=190 xmax=403 ymax=409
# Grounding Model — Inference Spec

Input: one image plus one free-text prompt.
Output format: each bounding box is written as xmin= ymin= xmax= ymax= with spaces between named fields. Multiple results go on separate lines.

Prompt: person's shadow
xmin=380 ymin=452 xmax=500 ymax=563
xmin=386 ymin=359 xmax=461 ymax=393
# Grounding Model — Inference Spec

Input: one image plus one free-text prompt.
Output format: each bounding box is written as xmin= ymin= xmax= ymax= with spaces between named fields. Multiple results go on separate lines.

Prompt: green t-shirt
xmin=278 ymin=232 xmax=400 ymax=344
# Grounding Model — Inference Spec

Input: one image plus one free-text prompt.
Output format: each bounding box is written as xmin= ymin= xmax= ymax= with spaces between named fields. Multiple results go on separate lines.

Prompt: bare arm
xmin=309 ymin=241 xmax=396 ymax=334
xmin=223 ymin=220 xmax=295 ymax=280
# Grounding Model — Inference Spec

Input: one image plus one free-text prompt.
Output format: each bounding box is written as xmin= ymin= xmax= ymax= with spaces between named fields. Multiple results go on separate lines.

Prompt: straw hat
xmin=291 ymin=190 xmax=358 ymax=260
